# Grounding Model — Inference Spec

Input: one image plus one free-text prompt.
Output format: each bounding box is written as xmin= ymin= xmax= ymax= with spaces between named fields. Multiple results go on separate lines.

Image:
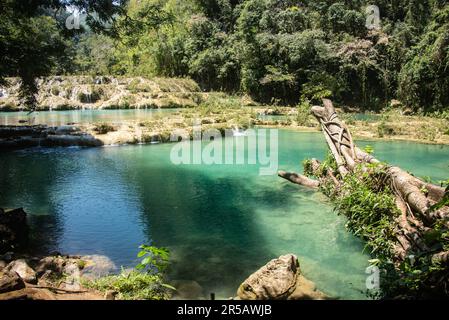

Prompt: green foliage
xmin=334 ymin=164 xmax=398 ymax=257
xmin=74 ymin=34 xmax=117 ymax=76
xmin=3 ymin=0 xmax=449 ymax=112
xmin=296 ymin=100 xmax=312 ymax=127
xmin=363 ymin=145 xmax=374 ymax=154
xmin=307 ymin=155 xmax=449 ymax=298
xmin=428 ymin=185 xmax=449 ymax=212
xmin=84 ymin=244 xmax=175 ymax=300
xmin=398 ymin=3 xmax=449 ymax=112
xmin=136 ymin=245 xmax=170 ymax=274
xmin=84 ymin=270 xmax=173 ymax=300
xmin=0 ymin=0 xmax=123 ymax=109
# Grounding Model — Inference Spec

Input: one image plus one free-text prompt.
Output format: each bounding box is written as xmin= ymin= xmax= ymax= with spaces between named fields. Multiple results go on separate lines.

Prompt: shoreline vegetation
xmin=279 ymin=100 xmax=449 ymax=299
xmin=0 ymin=77 xmax=448 ymax=148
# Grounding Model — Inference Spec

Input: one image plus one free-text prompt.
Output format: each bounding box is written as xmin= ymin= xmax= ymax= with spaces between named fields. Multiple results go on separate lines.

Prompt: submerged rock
xmin=81 ymin=255 xmax=117 ymax=280
xmin=289 ymin=274 xmax=329 ymax=300
xmin=0 ymin=208 xmax=28 ymax=254
xmin=237 ymin=254 xmax=328 ymax=300
xmin=171 ymin=280 xmax=204 ymax=300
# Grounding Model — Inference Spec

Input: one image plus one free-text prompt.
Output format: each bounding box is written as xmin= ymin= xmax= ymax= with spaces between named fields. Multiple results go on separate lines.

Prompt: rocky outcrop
xmin=5 ymin=259 xmax=37 ymax=284
xmin=0 ymin=208 xmax=28 ymax=254
xmin=0 ymin=270 xmax=26 ymax=293
xmin=0 ymin=76 xmax=202 ymax=111
xmin=0 ymin=125 xmax=103 ymax=150
xmin=237 ymin=254 xmax=329 ymax=300
xmin=0 ymin=253 xmax=113 ymax=300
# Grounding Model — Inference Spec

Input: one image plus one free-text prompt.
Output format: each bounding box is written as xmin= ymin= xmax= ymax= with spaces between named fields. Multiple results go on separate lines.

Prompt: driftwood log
xmin=279 ymin=99 xmax=449 ymax=265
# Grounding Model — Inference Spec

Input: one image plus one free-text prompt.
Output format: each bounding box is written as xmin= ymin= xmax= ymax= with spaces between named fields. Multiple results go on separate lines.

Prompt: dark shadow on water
xmin=126 ymin=165 xmax=302 ymax=298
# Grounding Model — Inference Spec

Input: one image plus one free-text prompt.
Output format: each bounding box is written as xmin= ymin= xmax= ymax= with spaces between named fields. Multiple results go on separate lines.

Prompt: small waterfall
xmin=150 ymin=134 xmax=160 ymax=144
xmin=232 ymin=125 xmax=247 ymax=137
xmin=0 ymin=88 xmax=8 ymax=98
xmin=70 ymin=86 xmax=80 ymax=101
xmin=135 ymin=124 xmax=144 ymax=145
xmin=84 ymin=90 xmax=92 ymax=104
xmin=37 ymin=126 xmax=45 ymax=148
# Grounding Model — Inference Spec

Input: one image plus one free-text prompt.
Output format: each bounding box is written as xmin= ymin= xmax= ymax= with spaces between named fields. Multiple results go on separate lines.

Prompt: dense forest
xmin=1 ymin=0 xmax=449 ymax=111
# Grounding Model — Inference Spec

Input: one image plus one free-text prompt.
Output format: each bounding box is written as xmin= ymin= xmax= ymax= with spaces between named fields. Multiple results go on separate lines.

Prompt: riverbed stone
xmin=171 ymin=280 xmax=204 ymax=300
xmin=81 ymin=255 xmax=117 ymax=280
xmin=0 ymin=208 xmax=28 ymax=254
xmin=237 ymin=254 xmax=299 ymax=300
xmin=0 ymin=270 xmax=26 ymax=293
xmin=5 ymin=259 xmax=37 ymax=284
xmin=288 ymin=274 xmax=329 ymax=300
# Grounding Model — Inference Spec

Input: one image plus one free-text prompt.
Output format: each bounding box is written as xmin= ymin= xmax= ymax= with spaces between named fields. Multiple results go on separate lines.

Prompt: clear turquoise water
xmin=0 ymin=109 xmax=180 ymax=126
xmin=0 ymin=128 xmax=448 ymax=299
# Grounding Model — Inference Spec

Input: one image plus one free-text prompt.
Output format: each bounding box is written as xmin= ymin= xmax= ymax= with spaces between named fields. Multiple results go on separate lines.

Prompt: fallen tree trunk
xmin=278 ymin=171 xmax=319 ymax=189
xmin=279 ymin=99 xmax=449 ymax=297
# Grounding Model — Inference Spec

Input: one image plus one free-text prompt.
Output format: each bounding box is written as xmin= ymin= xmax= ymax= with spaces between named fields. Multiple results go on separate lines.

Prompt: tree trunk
xmin=279 ymin=99 xmax=449 ymax=264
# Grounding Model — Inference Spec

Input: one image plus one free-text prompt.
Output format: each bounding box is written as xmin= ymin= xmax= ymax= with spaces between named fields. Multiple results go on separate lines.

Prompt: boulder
xmin=288 ymin=275 xmax=329 ymax=300
xmin=237 ymin=254 xmax=329 ymax=300
xmin=81 ymin=255 xmax=117 ymax=280
xmin=0 ymin=270 xmax=26 ymax=293
xmin=35 ymin=256 xmax=66 ymax=276
xmin=237 ymin=254 xmax=299 ymax=300
xmin=5 ymin=259 xmax=37 ymax=284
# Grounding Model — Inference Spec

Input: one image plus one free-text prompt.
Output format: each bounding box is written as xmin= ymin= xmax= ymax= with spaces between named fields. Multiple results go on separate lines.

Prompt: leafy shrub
xmin=305 ymin=155 xmax=449 ymax=298
xmin=84 ymin=270 xmax=173 ymax=300
xmin=296 ymin=100 xmax=313 ymax=127
xmin=84 ymin=244 xmax=175 ymax=300
xmin=136 ymin=245 xmax=170 ymax=274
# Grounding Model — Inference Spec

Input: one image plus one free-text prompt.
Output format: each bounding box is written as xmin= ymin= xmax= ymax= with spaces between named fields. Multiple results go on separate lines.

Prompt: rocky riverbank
xmin=0 ymin=251 xmax=121 ymax=300
xmin=1 ymin=208 xmax=328 ymax=300
xmin=0 ymin=208 xmax=117 ymax=300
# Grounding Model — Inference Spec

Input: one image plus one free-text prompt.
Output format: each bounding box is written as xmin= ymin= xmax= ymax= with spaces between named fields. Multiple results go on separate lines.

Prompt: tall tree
xmin=0 ymin=0 xmax=125 ymax=110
